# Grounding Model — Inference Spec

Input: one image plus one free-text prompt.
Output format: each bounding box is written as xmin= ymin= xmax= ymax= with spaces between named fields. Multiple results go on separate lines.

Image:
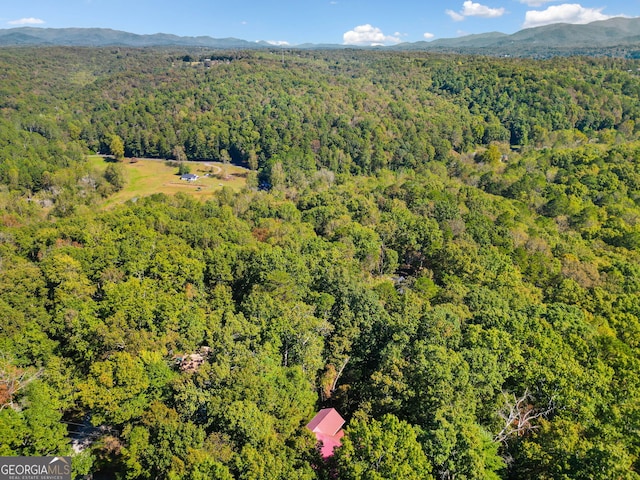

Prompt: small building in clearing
xmin=306 ymin=408 xmax=345 ymax=458
xmin=180 ymin=173 xmax=199 ymax=182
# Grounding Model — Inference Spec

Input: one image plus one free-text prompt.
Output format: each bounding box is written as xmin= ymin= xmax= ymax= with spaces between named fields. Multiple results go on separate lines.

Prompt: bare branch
xmin=494 ymin=389 xmax=555 ymax=443
xmin=0 ymin=354 xmax=44 ymax=411
xmin=331 ymin=356 xmax=350 ymax=393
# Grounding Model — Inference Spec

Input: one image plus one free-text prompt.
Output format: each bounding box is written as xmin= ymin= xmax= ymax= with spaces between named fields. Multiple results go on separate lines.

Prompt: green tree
xmin=104 ymin=163 xmax=127 ymax=191
xmin=333 ymin=413 xmax=434 ymax=480
xmin=0 ymin=380 xmax=69 ymax=456
xmin=109 ymin=134 xmax=125 ymax=161
xmin=78 ymin=351 xmax=150 ymax=425
xmin=173 ymin=145 xmax=187 ymax=163
xmin=476 ymin=144 xmax=502 ymax=166
xmin=178 ymin=162 xmax=191 ymax=175
xmin=269 ymin=161 xmax=286 ymax=191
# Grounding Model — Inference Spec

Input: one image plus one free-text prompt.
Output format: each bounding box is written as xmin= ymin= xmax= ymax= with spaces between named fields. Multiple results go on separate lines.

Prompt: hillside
xmin=399 ymin=17 xmax=640 ymax=57
xmin=0 ymin=26 xmax=263 ymax=49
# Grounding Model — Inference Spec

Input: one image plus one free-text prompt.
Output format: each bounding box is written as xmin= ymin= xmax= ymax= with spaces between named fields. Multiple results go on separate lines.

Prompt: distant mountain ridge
xmin=0 ymin=27 xmax=263 ymax=49
xmin=403 ymin=17 xmax=640 ymax=49
xmin=1 ymin=17 xmax=639 ymax=57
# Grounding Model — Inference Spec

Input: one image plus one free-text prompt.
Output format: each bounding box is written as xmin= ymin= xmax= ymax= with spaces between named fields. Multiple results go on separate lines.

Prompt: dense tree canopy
xmin=0 ymin=46 xmax=639 ymax=479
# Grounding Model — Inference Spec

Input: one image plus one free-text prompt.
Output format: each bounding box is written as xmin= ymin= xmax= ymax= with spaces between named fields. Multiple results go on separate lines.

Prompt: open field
xmin=88 ymin=156 xmax=248 ymax=206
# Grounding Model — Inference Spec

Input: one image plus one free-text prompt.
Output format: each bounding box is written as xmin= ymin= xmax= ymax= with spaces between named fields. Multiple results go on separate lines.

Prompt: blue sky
xmin=1 ymin=1 xmax=639 ymax=46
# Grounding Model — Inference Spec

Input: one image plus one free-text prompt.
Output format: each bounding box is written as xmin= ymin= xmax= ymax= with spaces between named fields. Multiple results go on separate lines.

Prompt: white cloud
xmin=518 ymin=0 xmax=555 ymax=5
xmin=462 ymin=1 xmax=506 ymax=17
xmin=266 ymin=40 xmax=290 ymax=46
xmin=8 ymin=17 xmax=45 ymax=26
xmin=343 ymin=24 xmax=401 ymax=46
xmin=423 ymin=32 xmax=435 ymax=39
xmin=446 ymin=10 xmax=466 ymax=21
xmin=523 ymin=3 xmax=612 ymax=28
xmin=446 ymin=1 xmax=505 ymax=21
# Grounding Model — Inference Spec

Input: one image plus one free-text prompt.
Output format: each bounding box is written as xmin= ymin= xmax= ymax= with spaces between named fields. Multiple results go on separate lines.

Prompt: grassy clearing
xmin=88 ymin=156 xmax=248 ymax=207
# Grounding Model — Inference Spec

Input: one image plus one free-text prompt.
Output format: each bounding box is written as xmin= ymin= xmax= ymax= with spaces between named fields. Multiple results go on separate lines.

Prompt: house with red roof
xmin=306 ymin=408 xmax=345 ymax=458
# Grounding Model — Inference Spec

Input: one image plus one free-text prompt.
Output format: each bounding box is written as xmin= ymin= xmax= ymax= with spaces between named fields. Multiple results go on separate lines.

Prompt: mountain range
xmin=397 ymin=17 xmax=640 ymax=56
xmin=0 ymin=17 xmax=639 ymax=57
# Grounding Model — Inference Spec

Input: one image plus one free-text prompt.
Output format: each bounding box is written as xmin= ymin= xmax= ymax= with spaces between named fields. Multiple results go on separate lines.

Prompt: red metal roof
xmin=306 ymin=408 xmax=346 ymax=458
xmin=306 ymin=408 xmax=345 ymax=436
xmin=315 ymin=430 xmax=345 ymax=458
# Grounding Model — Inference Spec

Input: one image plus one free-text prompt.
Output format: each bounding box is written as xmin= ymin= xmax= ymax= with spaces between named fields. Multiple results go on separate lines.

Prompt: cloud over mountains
xmin=343 ymin=24 xmax=401 ymax=46
xmin=523 ymin=4 xmax=613 ymax=28
xmin=8 ymin=17 xmax=45 ymax=26
xmin=446 ymin=1 xmax=506 ymax=21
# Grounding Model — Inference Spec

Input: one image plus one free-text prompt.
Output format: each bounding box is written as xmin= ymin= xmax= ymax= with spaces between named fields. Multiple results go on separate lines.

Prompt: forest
xmin=0 ymin=46 xmax=640 ymax=479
